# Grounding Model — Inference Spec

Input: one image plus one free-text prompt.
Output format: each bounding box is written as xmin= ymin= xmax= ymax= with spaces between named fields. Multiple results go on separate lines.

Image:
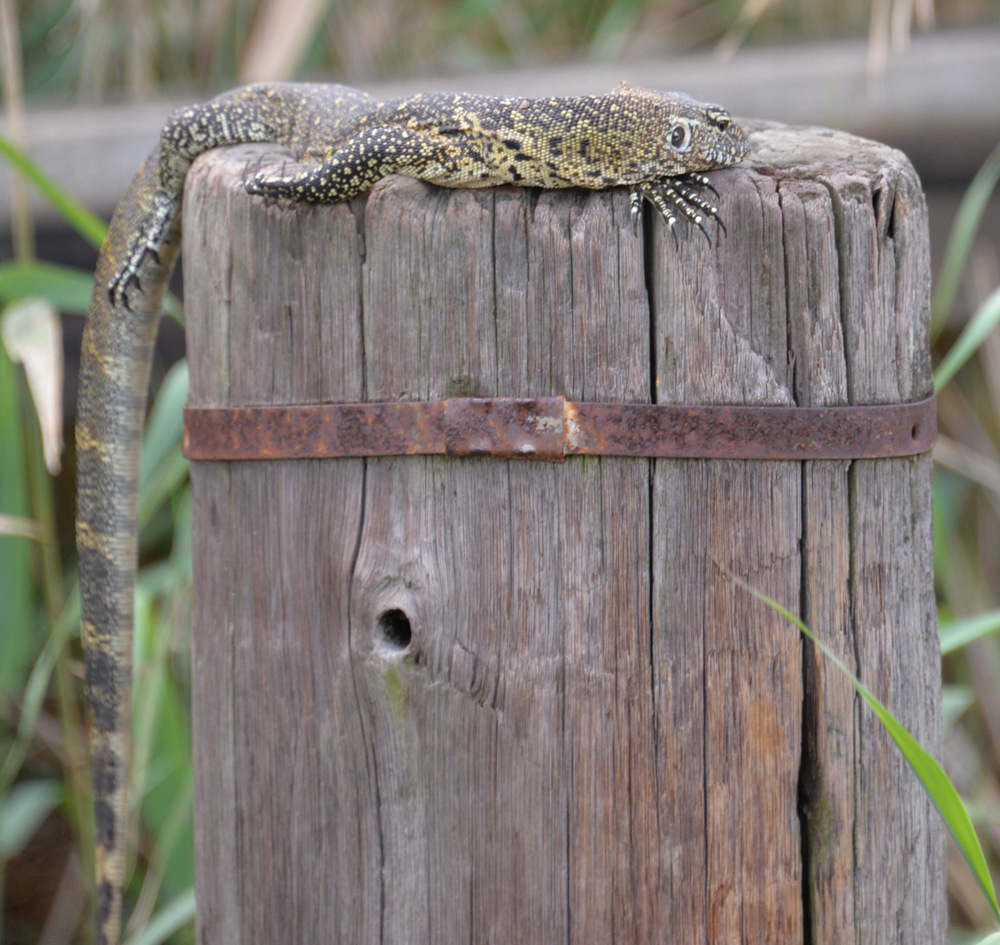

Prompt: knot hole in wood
xmin=377 ymin=608 xmax=413 ymax=650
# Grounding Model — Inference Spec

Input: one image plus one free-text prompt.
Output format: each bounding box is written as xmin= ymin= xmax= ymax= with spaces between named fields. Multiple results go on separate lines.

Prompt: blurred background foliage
xmin=2 ymin=0 xmax=1000 ymax=943
xmin=9 ymin=0 xmax=997 ymax=99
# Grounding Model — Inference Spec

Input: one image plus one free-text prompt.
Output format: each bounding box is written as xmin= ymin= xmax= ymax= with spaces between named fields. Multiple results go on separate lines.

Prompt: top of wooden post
xmin=182 ymin=120 xmax=931 ymax=417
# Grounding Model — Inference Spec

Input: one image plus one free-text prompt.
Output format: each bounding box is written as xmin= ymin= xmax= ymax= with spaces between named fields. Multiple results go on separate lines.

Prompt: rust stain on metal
xmin=182 ymin=402 xmax=447 ymax=460
xmin=563 ymin=396 xmax=937 ymax=460
xmin=563 ymin=401 xmax=583 ymax=454
xmin=183 ymin=394 xmax=936 ymax=462
xmin=444 ymin=397 xmax=564 ymax=461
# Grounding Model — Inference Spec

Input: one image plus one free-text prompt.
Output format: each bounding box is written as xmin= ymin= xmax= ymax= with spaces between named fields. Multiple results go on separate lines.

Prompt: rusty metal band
xmin=183 ymin=393 xmax=936 ymax=462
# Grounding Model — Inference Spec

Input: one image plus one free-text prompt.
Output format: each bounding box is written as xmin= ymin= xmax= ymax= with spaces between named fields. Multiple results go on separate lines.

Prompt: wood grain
xmin=184 ymin=123 xmax=943 ymax=944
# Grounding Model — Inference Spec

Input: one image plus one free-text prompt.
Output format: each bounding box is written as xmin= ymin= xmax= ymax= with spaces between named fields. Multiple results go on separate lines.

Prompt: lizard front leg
xmin=629 ymin=172 xmax=725 ymax=244
xmin=246 ymin=126 xmax=500 ymax=202
xmin=245 ymin=137 xmax=386 ymax=203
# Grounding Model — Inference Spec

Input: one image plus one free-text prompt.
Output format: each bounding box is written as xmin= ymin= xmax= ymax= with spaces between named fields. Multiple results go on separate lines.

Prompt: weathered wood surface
xmin=184 ymin=122 xmax=943 ymax=944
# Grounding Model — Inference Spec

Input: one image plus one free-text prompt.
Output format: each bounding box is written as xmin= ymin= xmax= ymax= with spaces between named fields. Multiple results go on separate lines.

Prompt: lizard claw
xmin=693 ymin=214 xmax=712 ymax=246
xmin=629 ymin=188 xmax=643 ymax=236
xmin=680 ymin=172 xmax=719 ymax=198
xmin=633 ymin=175 xmax=726 ymax=247
xmin=668 ymin=217 xmax=681 ymax=250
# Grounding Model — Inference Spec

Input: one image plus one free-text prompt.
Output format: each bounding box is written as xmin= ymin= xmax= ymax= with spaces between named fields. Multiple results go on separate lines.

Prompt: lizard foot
xmin=245 ymin=161 xmax=331 ymax=202
xmin=247 ymin=148 xmax=376 ymax=204
xmin=107 ymin=191 xmax=176 ymax=310
xmin=629 ymin=174 xmax=726 ymax=246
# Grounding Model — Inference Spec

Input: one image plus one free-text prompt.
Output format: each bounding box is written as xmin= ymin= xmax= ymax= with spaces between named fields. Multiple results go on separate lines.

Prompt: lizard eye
xmin=669 ymin=123 xmax=691 ymax=152
xmin=715 ymin=116 xmax=731 ymax=132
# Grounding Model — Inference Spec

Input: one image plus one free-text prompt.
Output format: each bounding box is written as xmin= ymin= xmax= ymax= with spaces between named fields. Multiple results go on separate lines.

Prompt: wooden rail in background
xmin=182 ymin=121 xmax=944 ymax=944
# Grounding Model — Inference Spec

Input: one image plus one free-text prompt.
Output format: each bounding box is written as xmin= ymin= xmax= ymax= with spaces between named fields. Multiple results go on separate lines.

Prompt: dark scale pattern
xmin=91 ymin=745 xmax=120 ymax=799
xmin=78 ymin=79 xmax=749 ymax=945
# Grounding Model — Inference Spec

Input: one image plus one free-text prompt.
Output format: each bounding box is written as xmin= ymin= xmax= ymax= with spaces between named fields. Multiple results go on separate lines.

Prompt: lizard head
xmin=611 ymin=83 xmax=751 ymax=177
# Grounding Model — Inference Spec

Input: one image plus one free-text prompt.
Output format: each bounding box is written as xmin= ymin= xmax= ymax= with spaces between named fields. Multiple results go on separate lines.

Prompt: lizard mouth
xmin=704 ymin=143 xmax=751 ymax=167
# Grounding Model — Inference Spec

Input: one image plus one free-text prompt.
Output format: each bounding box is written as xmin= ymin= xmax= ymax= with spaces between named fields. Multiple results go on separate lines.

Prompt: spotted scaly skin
xmin=77 ymin=80 xmax=748 ymax=945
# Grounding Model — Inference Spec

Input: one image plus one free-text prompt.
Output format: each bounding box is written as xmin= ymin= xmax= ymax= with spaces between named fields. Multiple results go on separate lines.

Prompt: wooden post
xmin=183 ymin=121 xmax=943 ymax=944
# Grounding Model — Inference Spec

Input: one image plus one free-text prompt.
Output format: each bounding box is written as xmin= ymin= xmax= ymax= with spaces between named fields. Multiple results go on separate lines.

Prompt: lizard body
xmin=76 ymin=80 xmax=748 ymax=945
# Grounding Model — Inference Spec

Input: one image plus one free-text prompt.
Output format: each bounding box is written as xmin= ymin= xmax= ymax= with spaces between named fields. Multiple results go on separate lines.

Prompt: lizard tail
xmin=76 ymin=150 xmax=183 ymax=945
xmin=75 ymin=85 xmax=291 ymax=945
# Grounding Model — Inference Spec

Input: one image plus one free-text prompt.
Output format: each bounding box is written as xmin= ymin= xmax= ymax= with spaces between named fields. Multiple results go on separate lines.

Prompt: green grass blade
xmin=0 ymin=779 xmax=63 ymax=858
xmin=940 ymin=608 xmax=1000 ymax=655
xmin=0 ymin=260 xmax=95 ymax=314
xmin=124 ymin=888 xmax=196 ymax=945
xmin=0 ymin=343 xmax=36 ymax=701
xmin=934 ymin=285 xmax=1000 ymax=390
xmin=931 ymin=139 xmax=1000 ymax=342
xmin=941 ymin=684 xmax=974 ymax=730
xmin=743 ymin=582 xmax=1000 ymax=924
xmin=139 ymin=361 xmax=188 ymax=493
xmin=0 ymin=132 xmax=107 ymax=249
xmin=0 ymin=253 xmax=183 ymax=327
xmin=0 ymin=585 xmax=79 ymax=798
